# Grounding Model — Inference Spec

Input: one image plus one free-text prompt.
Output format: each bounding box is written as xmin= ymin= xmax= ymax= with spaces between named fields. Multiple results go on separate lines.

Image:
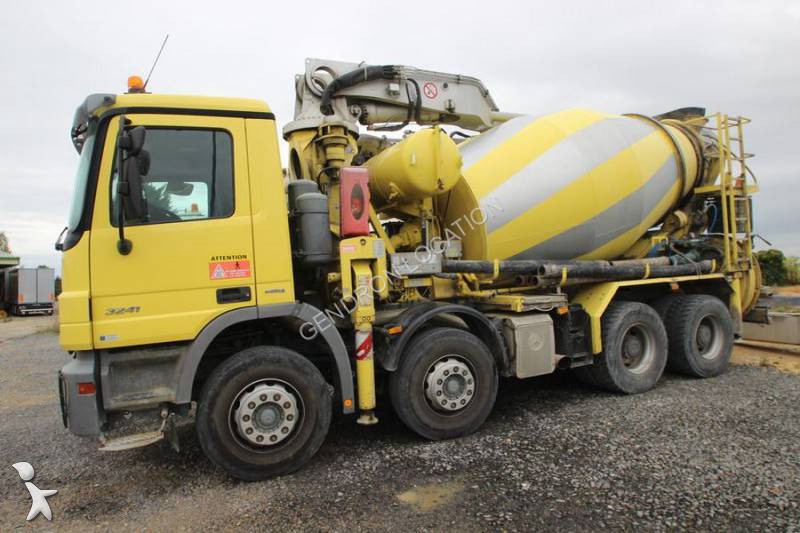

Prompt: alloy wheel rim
xmin=229 ymin=379 xmax=303 ymax=449
xmin=424 ymin=355 xmax=476 ymax=413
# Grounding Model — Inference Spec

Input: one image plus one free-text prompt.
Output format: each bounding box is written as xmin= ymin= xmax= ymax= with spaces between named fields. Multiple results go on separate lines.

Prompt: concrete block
xmin=742 ymin=313 xmax=800 ymax=345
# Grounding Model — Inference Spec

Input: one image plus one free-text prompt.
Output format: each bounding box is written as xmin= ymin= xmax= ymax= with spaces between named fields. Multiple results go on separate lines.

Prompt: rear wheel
xmin=575 ymin=301 xmax=668 ymax=394
xmin=663 ymin=295 xmax=733 ymax=377
xmin=651 ymin=294 xmax=681 ymax=321
xmin=196 ymin=346 xmax=331 ymax=480
xmin=389 ymin=327 xmax=498 ymax=440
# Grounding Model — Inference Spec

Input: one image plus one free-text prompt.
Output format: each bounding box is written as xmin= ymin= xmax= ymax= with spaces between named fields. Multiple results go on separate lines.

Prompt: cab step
xmin=99 ymin=431 xmax=163 ymax=452
xmin=562 ymin=352 xmax=594 ymax=369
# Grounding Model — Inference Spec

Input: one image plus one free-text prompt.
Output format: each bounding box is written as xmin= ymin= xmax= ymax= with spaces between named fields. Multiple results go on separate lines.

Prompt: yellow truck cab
xmin=58 ymin=61 xmax=760 ymax=480
xmin=59 ymin=91 xmax=357 ymax=477
xmin=60 ymin=93 xmax=296 ymax=350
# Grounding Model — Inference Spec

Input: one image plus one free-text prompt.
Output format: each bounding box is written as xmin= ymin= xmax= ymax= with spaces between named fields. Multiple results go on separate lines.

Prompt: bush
xmin=756 ymin=249 xmax=786 ymax=286
xmin=785 ymin=256 xmax=800 ymax=285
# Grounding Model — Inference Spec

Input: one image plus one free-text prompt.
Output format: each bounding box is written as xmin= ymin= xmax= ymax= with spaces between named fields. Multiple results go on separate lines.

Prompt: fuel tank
xmin=440 ymin=108 xmax=704 ymax=261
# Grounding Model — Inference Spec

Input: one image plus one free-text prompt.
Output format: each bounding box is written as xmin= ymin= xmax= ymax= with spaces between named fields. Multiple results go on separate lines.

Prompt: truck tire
xmin=389 ymin=327 xmax=498 ymax=440
xmin=196 ymin=346 xmax=331 ymax=480
xmin=575 ymin=302 xmax=667 ymax=394
xmin=650 ymin=294 xmax=681 ymax=321
xmin=663 ymin=295 xmax=733 ymax=377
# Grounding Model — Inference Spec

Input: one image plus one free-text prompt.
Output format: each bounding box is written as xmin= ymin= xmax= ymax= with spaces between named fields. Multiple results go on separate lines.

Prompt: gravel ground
xmin=1 ymin=331 xmax=799 ymax=531
xmin=0 ymin=313 xmax=57 ymax=344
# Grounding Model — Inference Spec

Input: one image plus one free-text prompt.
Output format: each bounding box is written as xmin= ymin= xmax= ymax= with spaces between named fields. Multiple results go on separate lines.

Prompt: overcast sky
xmin=1 ymin=0 xmax=798 ymax=273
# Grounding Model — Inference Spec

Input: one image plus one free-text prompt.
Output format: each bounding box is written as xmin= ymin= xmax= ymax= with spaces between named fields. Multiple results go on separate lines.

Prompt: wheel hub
xmin=254 ymin=404 xmax=281 ymax=431
xmin=233 ymin=383 xmax=299 ymax=446
xmin=696 ymin=315 xmax=723 ymax=360
xmin=620 ymin=324 xmax=654 ymax=374
xmin=697 ymin=324 xmax=713 ymax=350
xmin=425 ymin=357 xmax=475 ymax=412
xmin=623 ymin=335 xmax=643 ymax=358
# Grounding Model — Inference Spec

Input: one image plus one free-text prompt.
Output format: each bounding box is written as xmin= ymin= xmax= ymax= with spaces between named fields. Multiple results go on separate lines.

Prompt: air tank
xmin=440 ymin=108 xmax=705 ymax=261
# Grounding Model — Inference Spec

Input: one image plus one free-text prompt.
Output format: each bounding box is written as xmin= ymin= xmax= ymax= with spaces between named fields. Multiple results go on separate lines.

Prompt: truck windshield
xmin=66 ymin=122 xmax=97 ymax=231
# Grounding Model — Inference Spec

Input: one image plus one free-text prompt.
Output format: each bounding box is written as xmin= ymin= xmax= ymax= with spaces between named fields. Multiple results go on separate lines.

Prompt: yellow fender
xmin=571 ymin=273 xmax=728 ymax=354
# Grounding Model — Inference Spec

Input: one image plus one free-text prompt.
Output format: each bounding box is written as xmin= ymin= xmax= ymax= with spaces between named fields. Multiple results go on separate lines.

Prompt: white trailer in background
xmin=2 ymin=267 xmax=55 ymax=316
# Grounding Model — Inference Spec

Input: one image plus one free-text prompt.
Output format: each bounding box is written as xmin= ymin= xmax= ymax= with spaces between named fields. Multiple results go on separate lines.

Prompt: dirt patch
xmin=732 ymin=343 xmax=800 ymax=374
xmin=397 ymin=481 xmax=464 ymax=512
xmin=775 ymin=285 xmax=800 ymax=296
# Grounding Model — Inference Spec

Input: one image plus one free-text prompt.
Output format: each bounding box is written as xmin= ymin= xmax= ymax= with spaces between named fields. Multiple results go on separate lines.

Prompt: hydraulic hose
xmin=319 ymin=65 xmax=399 ymax=116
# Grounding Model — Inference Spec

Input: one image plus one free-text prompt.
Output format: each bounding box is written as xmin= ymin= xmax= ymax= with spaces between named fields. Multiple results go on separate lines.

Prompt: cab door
xmin=89 ymin=113 xmax=255 ymax=348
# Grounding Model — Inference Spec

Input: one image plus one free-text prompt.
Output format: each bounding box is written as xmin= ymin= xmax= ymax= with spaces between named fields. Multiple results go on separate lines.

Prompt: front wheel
xmin=196 ymin=346 xmax=331 ymax=480
xmin=389 ymin=327 xmax=498 ymax=440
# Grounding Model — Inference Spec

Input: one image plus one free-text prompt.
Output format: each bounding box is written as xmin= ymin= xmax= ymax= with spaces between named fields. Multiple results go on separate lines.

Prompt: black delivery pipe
xmin=442 ymin=257 xmax=674 ymax=276
xmin=441 ymin=258 xmax=714 ymax=283
xmin=538 ymin=260 xmax=714 ymax=280
xmin=442 ymin=259 xmax=549 ymax=275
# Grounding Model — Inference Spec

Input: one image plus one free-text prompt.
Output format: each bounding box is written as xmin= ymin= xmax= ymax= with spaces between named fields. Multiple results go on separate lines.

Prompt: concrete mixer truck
xmin=57 ymin=58 xmax=762 ymax=479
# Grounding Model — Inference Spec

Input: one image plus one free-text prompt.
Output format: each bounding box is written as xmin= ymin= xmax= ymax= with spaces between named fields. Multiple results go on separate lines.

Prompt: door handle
xmin=216 ymin=286 xmax=252 ymax=304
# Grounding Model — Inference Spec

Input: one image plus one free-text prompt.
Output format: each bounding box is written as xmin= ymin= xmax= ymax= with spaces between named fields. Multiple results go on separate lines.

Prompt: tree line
xmin=756 ymin=249 xmax=800 ymax=286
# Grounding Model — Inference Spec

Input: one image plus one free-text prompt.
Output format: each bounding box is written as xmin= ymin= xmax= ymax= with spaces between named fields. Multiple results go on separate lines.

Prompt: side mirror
xmin=119 ymin=125 xmax=146 ymax=155
xmin=119 ymin=129 xmax=148 ymax=222
xmin=116 ymin=121 xmax=147 ymax=255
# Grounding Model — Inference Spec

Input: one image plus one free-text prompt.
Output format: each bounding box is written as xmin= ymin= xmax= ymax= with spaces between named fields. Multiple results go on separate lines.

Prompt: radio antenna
xmin=143 ymin=34 xmax=169 ymax=91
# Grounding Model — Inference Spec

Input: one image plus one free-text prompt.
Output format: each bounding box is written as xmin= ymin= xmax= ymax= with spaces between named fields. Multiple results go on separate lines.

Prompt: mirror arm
xmin=116 ymin=115 xmax=133 ymax=255
xmin=54 ymin=226 xmax=68 ymax=252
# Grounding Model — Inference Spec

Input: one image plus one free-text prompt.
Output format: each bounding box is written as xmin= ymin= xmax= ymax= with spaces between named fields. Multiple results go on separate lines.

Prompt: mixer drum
xmin=442 ymin=108 xmax=700 ymax=261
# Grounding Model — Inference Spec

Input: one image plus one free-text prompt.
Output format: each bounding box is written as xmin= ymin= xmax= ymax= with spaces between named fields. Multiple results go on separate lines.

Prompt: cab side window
xmin=112 ymin=128 xmax=234 ymax=225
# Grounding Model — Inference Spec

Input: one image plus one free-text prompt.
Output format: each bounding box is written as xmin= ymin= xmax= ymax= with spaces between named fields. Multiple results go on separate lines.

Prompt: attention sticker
xmin=209 ymin=260 xmax=251 ymax=280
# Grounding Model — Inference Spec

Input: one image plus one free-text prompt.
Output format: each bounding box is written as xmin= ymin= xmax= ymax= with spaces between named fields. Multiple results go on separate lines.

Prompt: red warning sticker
xmin=422 ymin=82 xmax=438 ymax=99
xmin=355 ymin=333 xmax=373 ymax=361
xmin=209 ymin=260 xmax=251 ymax=280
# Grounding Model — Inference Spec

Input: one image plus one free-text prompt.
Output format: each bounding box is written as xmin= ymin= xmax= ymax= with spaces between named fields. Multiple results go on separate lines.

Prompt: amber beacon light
xmin=127 ymin=75 xmax=145 ymax=93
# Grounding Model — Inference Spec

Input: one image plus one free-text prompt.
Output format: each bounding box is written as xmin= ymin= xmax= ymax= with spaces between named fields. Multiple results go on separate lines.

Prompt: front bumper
xmin=59 ymin=351 xmax=103 ymax=436
xmin=17 ymin=303 xmax=54 ymax=315
xmin=59 ymin=345 xmax=189 ymax=440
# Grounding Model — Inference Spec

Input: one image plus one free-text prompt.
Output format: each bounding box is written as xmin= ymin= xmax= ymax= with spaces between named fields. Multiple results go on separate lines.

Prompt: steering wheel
xmin=146 ymin=203 xmax=182 ymax=222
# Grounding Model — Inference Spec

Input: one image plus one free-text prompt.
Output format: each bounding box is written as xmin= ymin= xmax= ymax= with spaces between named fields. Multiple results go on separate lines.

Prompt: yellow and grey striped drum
xmin=441 ymin=108 xmax=702 ymax=261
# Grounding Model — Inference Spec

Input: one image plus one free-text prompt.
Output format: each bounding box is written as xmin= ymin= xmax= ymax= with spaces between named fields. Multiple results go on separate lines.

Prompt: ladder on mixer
xmin=692 ymin=113 xmax=758 ymax=274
